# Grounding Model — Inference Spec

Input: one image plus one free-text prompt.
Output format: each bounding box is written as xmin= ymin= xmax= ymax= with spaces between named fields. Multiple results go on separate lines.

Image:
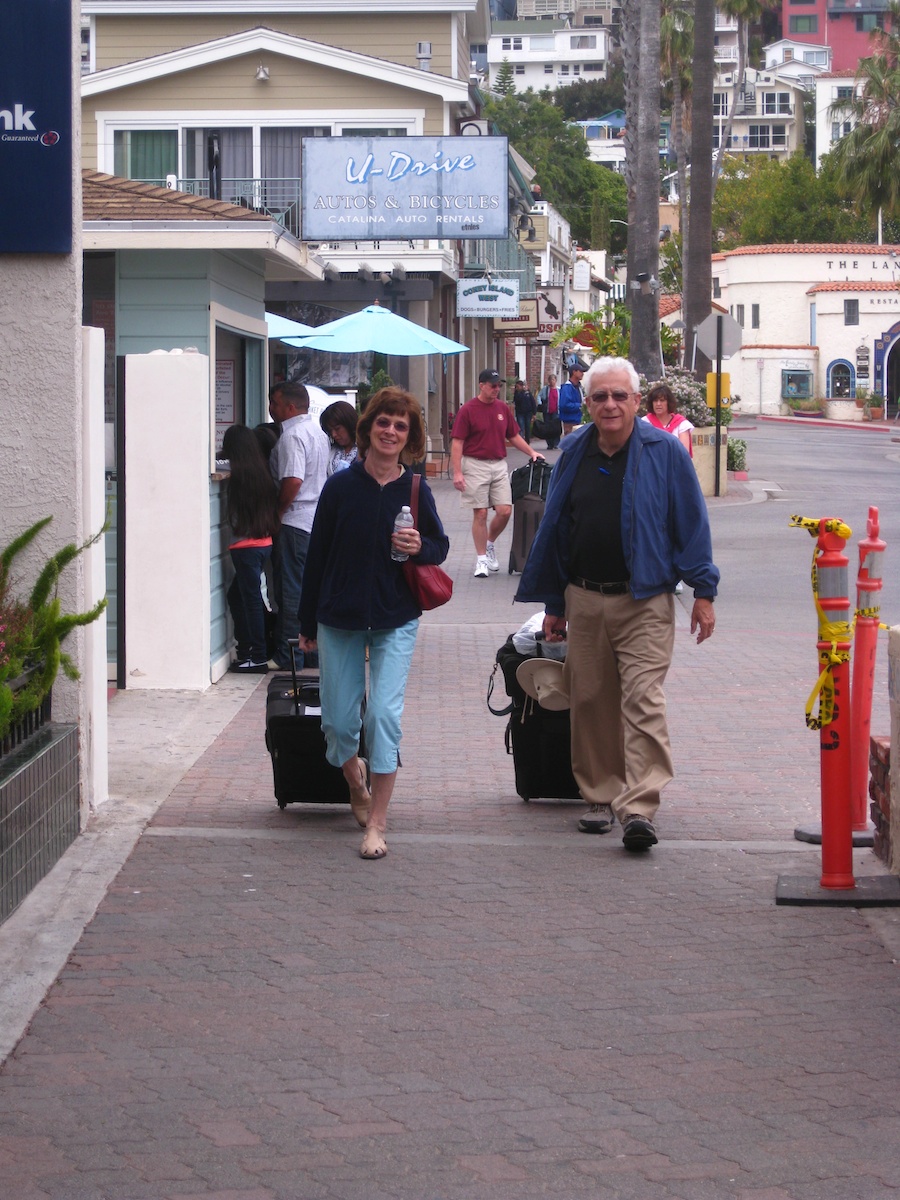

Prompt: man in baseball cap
xmin=478 ymin=368 xmax=505 ymax=385
xmin=559 ymin=362 xmax=585 ymax=436
xmin=450 ymin=368 xmax=544 ymax=577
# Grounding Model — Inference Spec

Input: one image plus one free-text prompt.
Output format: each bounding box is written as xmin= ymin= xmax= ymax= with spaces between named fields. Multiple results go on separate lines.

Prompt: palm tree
xmin=712 ymin=0 xmax=777 ymax=193
xmin=660 ymin=0 xmax=693 ymax=329
xmin=661 ymin=0 xmax=693 ymax=233
xmin=624 ymin=0 xmax=663 ymax=379
xmin=684 ymin=0 xmax=715 ymax=375
xmin=830 ymin=3 xmax=900 ymax=232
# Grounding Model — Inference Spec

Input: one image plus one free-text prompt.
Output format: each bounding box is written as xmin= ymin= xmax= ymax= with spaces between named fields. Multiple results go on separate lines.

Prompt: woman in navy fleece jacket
xmin=299 ymin=388 xmax=449 ymax=860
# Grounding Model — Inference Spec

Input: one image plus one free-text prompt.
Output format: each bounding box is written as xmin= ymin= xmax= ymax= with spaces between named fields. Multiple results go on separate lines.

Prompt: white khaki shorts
xmin=460 ymin=456 xmax=513 ymax=510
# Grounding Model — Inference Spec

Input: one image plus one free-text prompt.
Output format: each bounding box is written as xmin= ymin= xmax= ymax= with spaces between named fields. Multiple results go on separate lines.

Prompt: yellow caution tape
xmin=791 ymin=514 xmax=853 ymax=729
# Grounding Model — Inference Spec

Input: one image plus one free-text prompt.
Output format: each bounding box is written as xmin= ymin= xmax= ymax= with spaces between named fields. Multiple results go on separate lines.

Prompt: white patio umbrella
xmin=279 ymin=300 xmax=468 ymax=356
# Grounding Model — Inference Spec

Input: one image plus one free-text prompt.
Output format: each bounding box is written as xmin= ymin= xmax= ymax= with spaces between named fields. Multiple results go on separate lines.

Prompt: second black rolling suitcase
xmin=508 ymin=460 xmax=553 ymax=575
xmin=265 ymin=645 xmax=366 ymax=809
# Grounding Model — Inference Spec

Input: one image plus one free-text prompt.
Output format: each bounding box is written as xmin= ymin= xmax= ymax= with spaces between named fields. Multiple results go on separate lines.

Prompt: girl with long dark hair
xmin=222 ymin=424 xmax=280 ymax=673
xmin=320 ymin=399 xmax=359 ymax=475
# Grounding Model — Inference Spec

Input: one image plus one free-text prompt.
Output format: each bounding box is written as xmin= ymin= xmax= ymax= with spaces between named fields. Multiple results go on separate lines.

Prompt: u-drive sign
xmin=0 ymin=0 xmax=73 ymax=253
xmin=301 ymin=136 xmax=509 ymax=242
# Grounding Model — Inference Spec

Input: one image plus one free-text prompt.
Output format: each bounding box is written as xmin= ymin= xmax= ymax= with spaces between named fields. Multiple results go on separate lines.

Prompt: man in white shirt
xmin=268 ymin=382 xmax=330 ymax=669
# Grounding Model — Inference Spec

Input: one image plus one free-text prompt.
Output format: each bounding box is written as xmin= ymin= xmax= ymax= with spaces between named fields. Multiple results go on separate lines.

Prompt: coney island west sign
xmin=301 ymin=137 xmax=509 ymax=242
xmin=0 ymin=0 xmax=73 ymax=253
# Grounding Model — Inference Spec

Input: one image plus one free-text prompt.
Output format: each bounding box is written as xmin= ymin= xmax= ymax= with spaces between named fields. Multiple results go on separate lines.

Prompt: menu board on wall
xmin=215 ymin=359 xmax=236 ymax=451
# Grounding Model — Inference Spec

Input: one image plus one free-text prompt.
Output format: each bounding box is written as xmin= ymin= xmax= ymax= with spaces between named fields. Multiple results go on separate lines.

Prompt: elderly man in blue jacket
xmin=515 ymin=356 xmax=719 ymax=851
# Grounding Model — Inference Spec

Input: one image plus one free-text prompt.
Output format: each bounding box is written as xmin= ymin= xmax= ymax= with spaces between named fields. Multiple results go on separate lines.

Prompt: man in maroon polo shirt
xmin=450 ymin=368 xmax=544 ymax=578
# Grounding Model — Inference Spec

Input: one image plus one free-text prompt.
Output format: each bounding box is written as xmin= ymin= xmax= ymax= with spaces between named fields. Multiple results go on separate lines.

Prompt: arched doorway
xmin=886 ymin=337 xmax=900 ymax=418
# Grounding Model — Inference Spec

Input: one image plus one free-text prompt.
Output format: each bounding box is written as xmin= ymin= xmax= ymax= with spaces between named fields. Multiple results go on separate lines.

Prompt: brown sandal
xmin=349 ymin=760 xmax=371 ymax=828
xmin=359 ymin=830 xmax=387 ymax=860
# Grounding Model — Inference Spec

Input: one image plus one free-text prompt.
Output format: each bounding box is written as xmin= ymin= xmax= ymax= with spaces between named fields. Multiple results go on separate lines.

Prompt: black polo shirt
xmin=567 ymin=431 xmax=630 ymax=584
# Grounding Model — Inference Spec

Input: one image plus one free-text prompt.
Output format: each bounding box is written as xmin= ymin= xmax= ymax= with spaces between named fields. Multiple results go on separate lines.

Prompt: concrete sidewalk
xmin=1 ymin=462 xmax=899 ymax=1200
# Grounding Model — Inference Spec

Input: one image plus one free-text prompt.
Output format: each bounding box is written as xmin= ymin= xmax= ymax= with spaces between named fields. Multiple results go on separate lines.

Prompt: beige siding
xmin=457 ymin=13 xmax=471 ymax=81
xmin=83 ymin=107 xmax=98 ymax=168
xmin=82 ymin=57 xmax=449 ymax=170
xmin=94 ymin=14 xmax=454 ymax=75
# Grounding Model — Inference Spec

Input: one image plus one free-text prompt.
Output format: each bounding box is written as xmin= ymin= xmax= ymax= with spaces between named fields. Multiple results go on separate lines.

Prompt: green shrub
xmin=727 ymin=438 xmax=747 ymax=473
xmin=0 ymin=517 xmax=107 ymax=740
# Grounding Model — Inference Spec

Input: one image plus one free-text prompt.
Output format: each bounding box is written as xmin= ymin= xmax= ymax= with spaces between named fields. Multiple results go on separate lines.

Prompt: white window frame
xmin=81 ymin=15 xmax=95 ymax=75
xmin=93 ymin=110 xmax=425 ymax=179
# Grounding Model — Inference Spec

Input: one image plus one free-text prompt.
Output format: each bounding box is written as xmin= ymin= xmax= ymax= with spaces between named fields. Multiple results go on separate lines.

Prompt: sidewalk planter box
xmin=691 ymin=429 xmax=728 ymax=497
xmin=0 ymin=714 xmax=80 ymax=925
xmin=825 ymin=399 xmax=861 ymax=422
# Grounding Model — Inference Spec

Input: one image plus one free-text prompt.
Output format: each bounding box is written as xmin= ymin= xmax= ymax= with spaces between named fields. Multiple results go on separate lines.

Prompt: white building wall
xmin=488 ymin=24 xmax=608 ymax=92
xmin=814 ymin=74 xmax=859 ymax=170
xmin=0 ymin=1 xmax=106 ymax=816
xmin=124 ymin=351 xmax=212 ymax=690
xmin=714 ymin=246 xmax=900 ymax=414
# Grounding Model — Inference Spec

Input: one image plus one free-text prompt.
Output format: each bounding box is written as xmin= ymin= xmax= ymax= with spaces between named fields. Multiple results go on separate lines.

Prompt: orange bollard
xmin=811 ymin=519 xmax=855 ymax=889
xmin=850 ymin=507 xmax=886 ymax=834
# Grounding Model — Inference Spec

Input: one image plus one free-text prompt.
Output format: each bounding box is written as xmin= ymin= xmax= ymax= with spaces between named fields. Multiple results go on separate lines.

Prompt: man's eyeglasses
xmin=588 ymin=390 xmax=632 ymax=404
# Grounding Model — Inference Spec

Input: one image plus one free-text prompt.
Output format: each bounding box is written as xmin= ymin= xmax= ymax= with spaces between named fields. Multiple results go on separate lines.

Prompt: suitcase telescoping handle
xmin=288 ymin=638 xmax=301 ymax=715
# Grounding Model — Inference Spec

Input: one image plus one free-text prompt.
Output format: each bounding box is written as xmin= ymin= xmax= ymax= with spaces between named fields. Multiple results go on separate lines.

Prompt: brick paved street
xmin=1 ymin=458 xmax=899 ymax=1200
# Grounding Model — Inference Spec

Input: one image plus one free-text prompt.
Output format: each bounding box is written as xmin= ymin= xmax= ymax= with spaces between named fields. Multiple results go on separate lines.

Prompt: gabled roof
xmin=82 ymin=25 xmax=471 ymax=105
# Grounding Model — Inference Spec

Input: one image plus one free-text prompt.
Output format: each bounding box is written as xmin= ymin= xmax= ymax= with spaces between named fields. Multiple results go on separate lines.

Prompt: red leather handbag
xmin=401 ymin=474 xmax=453 ymax=611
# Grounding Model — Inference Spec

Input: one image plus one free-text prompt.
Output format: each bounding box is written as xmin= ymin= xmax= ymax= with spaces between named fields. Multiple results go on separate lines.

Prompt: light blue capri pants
xmin=316 ymin=620 xmax=419 ymax=775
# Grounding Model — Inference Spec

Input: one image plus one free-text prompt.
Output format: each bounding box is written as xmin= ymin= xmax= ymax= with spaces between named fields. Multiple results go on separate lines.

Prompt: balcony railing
xmin=827 ymin=0 xmax=889 ymax=10
xmin=148 ymin=177 xmax=303 ymax=237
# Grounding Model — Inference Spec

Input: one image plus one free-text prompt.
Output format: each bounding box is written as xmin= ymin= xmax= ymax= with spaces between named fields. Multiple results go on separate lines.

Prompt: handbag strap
xmin=408 ymin=471 xmax=421 ymax=527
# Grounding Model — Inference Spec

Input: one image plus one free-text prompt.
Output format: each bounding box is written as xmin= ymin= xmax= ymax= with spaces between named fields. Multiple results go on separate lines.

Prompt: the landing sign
xmin=301 ymin=137 xmax=509 ymax=241
xmin=0 ymin=0 xmax=73 ymax=253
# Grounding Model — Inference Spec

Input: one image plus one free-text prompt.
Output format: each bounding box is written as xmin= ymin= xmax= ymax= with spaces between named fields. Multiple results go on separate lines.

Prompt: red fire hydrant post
xmin=790 ymin=514 xmax=855 ymax=890
xmin=850 ymin=506 xmax=886 ymax=834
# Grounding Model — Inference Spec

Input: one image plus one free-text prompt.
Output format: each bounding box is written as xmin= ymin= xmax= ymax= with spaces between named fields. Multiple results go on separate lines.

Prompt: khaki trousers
xmin=562 ymin=586 xmax=675 ymax=822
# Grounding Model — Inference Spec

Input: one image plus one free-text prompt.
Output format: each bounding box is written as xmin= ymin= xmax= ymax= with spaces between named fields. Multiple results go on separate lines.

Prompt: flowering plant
xmin=640 ymin=368 xmax=733 ymax=429
xmin=0 ymin=517 xmax=107 ymax=741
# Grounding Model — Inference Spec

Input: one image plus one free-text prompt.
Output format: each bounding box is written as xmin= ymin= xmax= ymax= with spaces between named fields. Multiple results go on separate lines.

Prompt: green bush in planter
xmin=0 ymin=517 xmax=107 ymax=740
xmin=727 ymin=438 xmax=747 ymax=473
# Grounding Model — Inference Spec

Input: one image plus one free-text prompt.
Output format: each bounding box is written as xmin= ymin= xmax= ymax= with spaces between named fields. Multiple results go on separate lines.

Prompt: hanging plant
xmin=0 ymin=517 xmax=108 ymax=741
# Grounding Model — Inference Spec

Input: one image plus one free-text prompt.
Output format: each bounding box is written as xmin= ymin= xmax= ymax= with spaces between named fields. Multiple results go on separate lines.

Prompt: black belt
xmin=570 ymin=577 xmax=629 ymax=595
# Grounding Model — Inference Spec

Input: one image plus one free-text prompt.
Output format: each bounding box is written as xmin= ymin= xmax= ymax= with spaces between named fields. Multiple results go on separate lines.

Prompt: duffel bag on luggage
xmin=486 ymin=635 xmax=581 ymax=803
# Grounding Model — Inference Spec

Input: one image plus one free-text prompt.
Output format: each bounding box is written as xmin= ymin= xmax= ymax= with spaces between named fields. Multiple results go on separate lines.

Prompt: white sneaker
xmin=474 ymin=557 xmax=490 ymax=578
xmin=484 ymin=542 xmax=500 ymax=572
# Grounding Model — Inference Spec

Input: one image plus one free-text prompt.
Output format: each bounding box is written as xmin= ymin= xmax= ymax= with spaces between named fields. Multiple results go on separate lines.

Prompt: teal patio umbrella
xmin=265 ymin=311 xmax=316 ymax=340
xmin=280 ymin=300 xmax=468 ymax=356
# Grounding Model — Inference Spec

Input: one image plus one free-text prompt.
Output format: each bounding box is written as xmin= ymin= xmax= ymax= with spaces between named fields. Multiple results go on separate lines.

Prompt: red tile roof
xmin=659 ymin=294 xmax=682 ymax=317
xmin=807 ymin=281 xmax=900 ymax=293
xmin=720 ymin=243 xmax=900 ymax=257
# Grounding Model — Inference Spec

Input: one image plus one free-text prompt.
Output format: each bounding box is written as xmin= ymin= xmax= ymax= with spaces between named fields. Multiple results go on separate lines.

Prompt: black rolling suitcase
xmin=508 ymin=460 xmax=553 ymax=575
xmin=487 ymin=635 xmax=581 ymax=803
xmin=265 ymin=643 xmax=366 ymax=809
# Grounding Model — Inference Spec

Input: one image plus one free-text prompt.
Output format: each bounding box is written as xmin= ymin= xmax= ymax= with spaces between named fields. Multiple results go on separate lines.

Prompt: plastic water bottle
xmin=391 ymin=506 xmax=415 ymax=561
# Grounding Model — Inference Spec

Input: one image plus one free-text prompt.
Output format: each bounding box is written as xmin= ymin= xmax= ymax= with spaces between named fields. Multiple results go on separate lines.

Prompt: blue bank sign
xmin=301 ymin=136 xmax=509 ymax=242
xmin=0 ymin=0 xmax=73 ymax=253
